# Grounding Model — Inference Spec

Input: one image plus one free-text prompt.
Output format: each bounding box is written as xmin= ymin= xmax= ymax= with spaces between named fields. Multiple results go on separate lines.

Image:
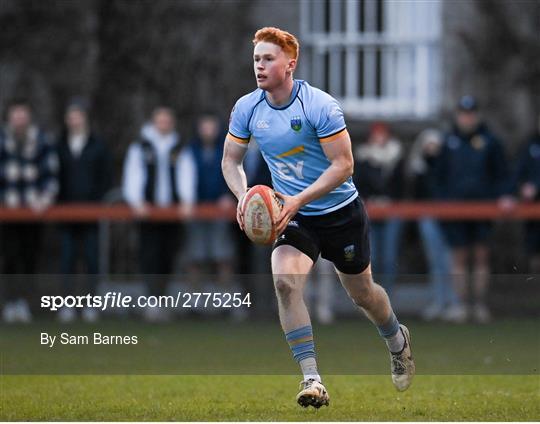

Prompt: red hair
xmin=253 ymin=27 xmax=299 ymax=60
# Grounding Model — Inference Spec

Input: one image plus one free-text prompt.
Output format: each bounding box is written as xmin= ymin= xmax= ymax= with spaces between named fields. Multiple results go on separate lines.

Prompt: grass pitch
xmin=1 ymin=319 xmax=539 ymax=420
xmin=2 ymin=375 xmax=539 ymax=421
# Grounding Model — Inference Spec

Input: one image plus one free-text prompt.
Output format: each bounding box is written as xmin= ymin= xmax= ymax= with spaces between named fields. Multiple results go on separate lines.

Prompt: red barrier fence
xmin=0 ymin=202 xmax=540 ymax=222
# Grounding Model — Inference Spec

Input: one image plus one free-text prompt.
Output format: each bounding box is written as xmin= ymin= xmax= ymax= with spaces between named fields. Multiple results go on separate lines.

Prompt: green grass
xmin=2 ymin=375 xmax=539 ymax=420
xmin=1 ymin=319 xmax=539 ymax=420
xmin=1 ymin=319 xmax=539 ymax=374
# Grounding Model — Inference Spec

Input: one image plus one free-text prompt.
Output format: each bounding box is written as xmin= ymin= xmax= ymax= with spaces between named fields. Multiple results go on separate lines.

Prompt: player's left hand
xmin=274 ymin=192 xmax=302 ymax=235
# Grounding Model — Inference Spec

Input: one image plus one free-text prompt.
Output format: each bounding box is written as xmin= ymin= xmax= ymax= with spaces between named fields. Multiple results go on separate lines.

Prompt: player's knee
xmin=274 ymin=278 xmax=293 ymax=295
xmin=274 ymin=278 xmax=298 ymax=303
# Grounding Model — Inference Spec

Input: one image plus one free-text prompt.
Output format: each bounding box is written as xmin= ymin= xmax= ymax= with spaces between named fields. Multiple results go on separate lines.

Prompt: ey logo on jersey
xmin=275 ymin=145 xmax=304 ymax=181
xmin=290 ymin=116 xmax=302 ymax=132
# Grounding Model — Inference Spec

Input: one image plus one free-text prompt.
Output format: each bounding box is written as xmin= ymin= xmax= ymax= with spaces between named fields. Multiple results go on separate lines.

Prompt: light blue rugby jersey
xmin=228 ymin=79 xmax=358 ymax=216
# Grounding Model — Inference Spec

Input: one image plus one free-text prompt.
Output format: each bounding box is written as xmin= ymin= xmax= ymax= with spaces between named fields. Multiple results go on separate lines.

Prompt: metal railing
xmin=1 ymin=201 xmax=538 ymax=285
xmin=1 ymin=201 xmax=539 ymax=222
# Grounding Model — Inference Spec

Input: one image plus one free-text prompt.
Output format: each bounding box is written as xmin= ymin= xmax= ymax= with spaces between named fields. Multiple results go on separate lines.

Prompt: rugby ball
xmin=241 ymin=185 xmax=282 ymax=245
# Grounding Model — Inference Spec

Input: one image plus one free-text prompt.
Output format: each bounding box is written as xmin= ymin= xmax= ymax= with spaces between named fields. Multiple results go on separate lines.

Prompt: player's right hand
xmin=274 ymin=191 xmax=301 ymax=236
xmin=236 ymin=191 xmax=247 ymax=231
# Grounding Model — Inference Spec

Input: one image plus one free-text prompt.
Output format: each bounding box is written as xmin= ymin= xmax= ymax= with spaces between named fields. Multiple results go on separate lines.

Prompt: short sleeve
xmin=313 ymin=93 xmax=346 ymax=142
xmin=228 ymin=99 xmax=251 ymax=145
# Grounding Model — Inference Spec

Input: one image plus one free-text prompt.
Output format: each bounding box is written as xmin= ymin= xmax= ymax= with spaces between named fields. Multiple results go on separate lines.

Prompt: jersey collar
xmin=264 ymin=80 xmax=301 ymax=110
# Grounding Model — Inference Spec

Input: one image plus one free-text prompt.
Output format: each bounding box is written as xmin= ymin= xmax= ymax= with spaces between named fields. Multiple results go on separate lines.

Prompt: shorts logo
xmin=290 ymin=116 xmax=302 ymax=132
xmin=344 ymin=244 xmax=355 ymax=261
xmin=288 ymin=220 xmax=299 ymax=228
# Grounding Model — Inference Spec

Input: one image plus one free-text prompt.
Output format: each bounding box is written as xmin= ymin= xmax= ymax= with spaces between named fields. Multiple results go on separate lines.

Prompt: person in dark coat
xmin=56 ymin=100 xmax=113 ymax=322
xmin=435 ymin=95 xmax=510 ymax=323
xmin=185 ymin=114 xmax=236 ymax=292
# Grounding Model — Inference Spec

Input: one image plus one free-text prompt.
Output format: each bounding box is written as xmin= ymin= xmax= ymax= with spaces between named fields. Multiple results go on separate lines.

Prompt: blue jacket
xmin=189 ymin=133 xmax=229 ymax=202
xmin=435 ymin=124 xmax=509 ymax=200
xmin=57 ymin=130 xmax=112 ymax=202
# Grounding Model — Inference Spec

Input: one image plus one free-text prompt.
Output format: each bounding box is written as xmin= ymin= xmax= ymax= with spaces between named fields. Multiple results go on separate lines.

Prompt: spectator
xmin=514 ymin=114 xmax=540 ymax=273
xmin=353 ymin=122 xmax=404 ymax=294
xmin=56 ymin=99 xmax=113 ymax=323
xmin=186 ymin=114 xmax=236 ymax=291
xmin=122 ymin=107 xmax=196 ymax=321
xmin=435 ymin=95 xmax=509 ymax=323
xmin=407 ymin=129 xmax=460 ymax=320
xmin=0 ymin=98 xmax=59 ymax=323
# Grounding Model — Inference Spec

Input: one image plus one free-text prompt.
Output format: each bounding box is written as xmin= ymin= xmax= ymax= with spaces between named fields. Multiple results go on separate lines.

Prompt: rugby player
xmin=221 ymin=27 xmax=415 ymax=408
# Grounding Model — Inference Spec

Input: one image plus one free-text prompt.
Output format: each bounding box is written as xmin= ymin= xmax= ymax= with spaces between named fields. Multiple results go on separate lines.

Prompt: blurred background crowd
xmin=0 ymin=0 xmax=539 ymax=324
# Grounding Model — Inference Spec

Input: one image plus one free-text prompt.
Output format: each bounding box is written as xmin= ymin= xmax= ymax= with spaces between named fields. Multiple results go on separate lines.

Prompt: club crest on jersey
xmin=290 ymin=116 xmax=302 ymax=132
xmin=344 ymin=244 xmax=355 ymax=261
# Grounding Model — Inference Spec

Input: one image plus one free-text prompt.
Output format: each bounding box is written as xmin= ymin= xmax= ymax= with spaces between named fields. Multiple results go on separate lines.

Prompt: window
xmin=299 ymin=0 xmax=442 ymax=119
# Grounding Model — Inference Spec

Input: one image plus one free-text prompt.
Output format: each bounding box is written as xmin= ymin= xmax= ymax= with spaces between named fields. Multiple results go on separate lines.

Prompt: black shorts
xmin=273 ymin=197 xmax=371 ymax=274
